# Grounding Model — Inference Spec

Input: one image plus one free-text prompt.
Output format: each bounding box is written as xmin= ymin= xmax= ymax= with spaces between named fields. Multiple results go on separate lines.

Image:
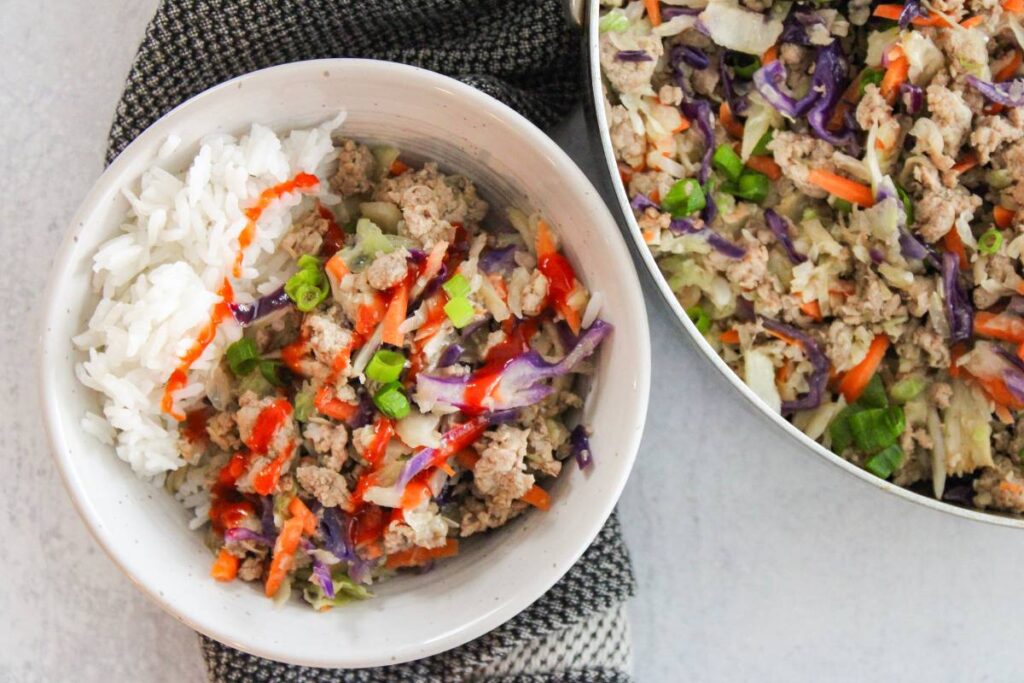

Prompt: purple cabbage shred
xmin=764 ymin=209 xmax=806 ymax=264
xmin=942 ymin=251 xmax=974 ymax=344
xmin=761 ymin=318 xmax=829 ymax=413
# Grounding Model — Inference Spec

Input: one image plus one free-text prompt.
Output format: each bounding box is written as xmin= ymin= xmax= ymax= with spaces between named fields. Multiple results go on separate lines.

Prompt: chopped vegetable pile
xmin=601 ymin=0 xmax=1024 ymax=513
xmin=167 ymin=140 xmax=609 ymax=608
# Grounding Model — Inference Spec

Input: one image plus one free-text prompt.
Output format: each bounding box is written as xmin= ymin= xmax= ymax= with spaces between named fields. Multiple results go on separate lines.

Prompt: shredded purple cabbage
xmin=899 ymin=0 xmax=926 ymax=29
xmin=616 ymin=50 xmax=653 ymax=63
xmin=966 ymin=76 xmax=1024 ymax=108
xmin=630 ymin=193 xmax=660 ymax=213
xmin=735 ymin=296 xmax=756 ymax=322
xmin=702 ymin=187 xmax=718 ymax=226
xmin=668 ymin=218 xmax=747 ymax=259
xmin=407 ymin=248 xmax=427 ymax=264
xmin=680 ymin=100 xmax=715 ymax=184
xmin=807 ymin=42 xmax=854 ymax=147
xmin=719 ymin=58 xmax=749 ymax=116
xmin=320 ymin=508 xmax=376 ymax=585
xmin=346 ymin=389 xmax=377 ymax=430
xmin=570 ymin=425 xmax=593 ymax=470
xmin=761 ymin=318 xmax=830 ymax=413
xmin=662 ymin=6 xmax=701 ymax=18
xmin=437 ymin=343 xmax=464 ymax=368
xmin=260 ymin=496 xmax=276 ymax=538
xmin=223 ymin=527 xmax=272 ymax=545
xmin=478 ymin=245 xmax=518 ymax=274
xmin=307 ymin=547 xmax=335 ymax=599
xmin=752 ymin=60 xmax=818 ymax=118
xmin=942 ymin=252 xmax=975 ymax=344
xmin=229 ymin=286 xmax=292 ymax=326
xmin=764 ymin=209 xmax=806 ymax=264
xmin=780 ymin=11 xmax=823 ymax=46
xmin=415 ymin=320 xmax=613 ymax=414
xmin=899 ymin=83 xmax=924 ymax=115
xmin=678 ymin=46 xmax=710 ymax=70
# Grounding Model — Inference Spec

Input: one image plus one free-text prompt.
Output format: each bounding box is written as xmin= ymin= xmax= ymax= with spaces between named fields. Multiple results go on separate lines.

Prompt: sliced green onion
xmin=734 ymin=171 xmax=769 ymax=203
xmin=833 ymin=198 xmax=853 ymax=214
xmin=890 ymin=375 xmax=927 ymax=404
xmin=849 ymin=406 xmax=905 ymax=453
xmin=444 ymin=296 xmax=476 ymax=328
xmin=259 ymin=360 xmax=284 ymax=387
xmin=685 ymin=305 xmax=711 ymax=335
xmin=979 ymin=228 xmax=1004 ymax=255
xmin=865 ymin=444 xmax=905 ymax=479
xmin=662 ymin=178 xmax=706 ymax=218
xmin=599 ymin=9 xmax=630 ymax=32
xmin=859 ymin=68 xmax=885 ymax=96
xmin=285 ymin=256 xmax=329 ymax=313
xmin=856 ymin=374 xmax=888 ymax=410
xmin=226 ymin=338 xmax=260 ymax=376
xmin=713 ymin=144 xmax=744 ymax=182
xmin=828 ymin=406 xmax=856 ymax=454
xmin=731 ymin=54 xmax=761 ymax=79
xmin=751 ymin=130 xmax=774 ymax=156
xmin=895 ymin=184 xmax=915 ymax=225
xmin=442 ymin=273 xmax=471 ymax=299
xmin=986 ymin=168 xmax=1014 ymax=190
xmin=373 ymin=382 xmax=410 ymax=419
xmin=291 ymin=283 xmax=328 ymax=312
xmin=294 ymin=391 xmax=315 ymax=422
xmin=366 ymin=349 xmax=406 ymax=384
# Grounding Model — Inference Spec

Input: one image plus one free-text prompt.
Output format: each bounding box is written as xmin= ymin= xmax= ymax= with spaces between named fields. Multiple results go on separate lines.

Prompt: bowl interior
xmin=40 ymin=59 xmax=650 ymax=667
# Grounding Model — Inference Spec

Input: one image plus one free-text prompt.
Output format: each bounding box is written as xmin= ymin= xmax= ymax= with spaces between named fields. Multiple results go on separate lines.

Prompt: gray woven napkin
xmin=105 ymin=1 xmax=636 ymax=681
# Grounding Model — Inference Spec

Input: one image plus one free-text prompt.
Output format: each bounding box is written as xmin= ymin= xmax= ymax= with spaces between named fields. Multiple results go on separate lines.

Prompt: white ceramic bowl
xmin=39 ymin=59 xmax=650 ymax=668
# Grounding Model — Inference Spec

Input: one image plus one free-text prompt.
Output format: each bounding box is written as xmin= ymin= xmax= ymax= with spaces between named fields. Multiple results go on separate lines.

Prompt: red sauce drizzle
xmin=182 ymin=407 xmax=210 ymax=443
xmin=252 ymin=440 xmax=295 ymax=496
xmin=234 ymin=172 xmax=320 ymax=276
xmin=209 ymin=453 xmax=253 ymax=533
xmin=316 ymin=201 xmax=345 ymax=257
xmin=538 ymin=251 xmax=578 ymax=314
xmin=245 ymin=399 xmax=293 ymax=454
xmin=161 ymin=278 xmax=234 ymax=420
xmin=162 ymin=172 xmax=320 ymax=421
xmin=460 ymin=319 xmax=539 ymax=414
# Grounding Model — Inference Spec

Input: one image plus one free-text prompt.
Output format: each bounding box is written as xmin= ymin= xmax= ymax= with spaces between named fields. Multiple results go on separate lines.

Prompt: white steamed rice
xmin=75 ymin=113 xmax=347 ymax=481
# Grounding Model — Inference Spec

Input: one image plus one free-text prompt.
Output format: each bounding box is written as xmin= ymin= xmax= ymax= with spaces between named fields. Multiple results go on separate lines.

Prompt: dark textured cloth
xmin=107 ymin=1 xmax=634 ymax=681
xmin=200 ymin=514 xmax=635 ymax=682
xmin=106 ymin=0 xmax=581 ymax=164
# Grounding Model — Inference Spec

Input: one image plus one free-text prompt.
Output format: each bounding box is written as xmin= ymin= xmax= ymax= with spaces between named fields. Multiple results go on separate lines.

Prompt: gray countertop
xmin=3 ymin=3 xmax=1023 ymax=681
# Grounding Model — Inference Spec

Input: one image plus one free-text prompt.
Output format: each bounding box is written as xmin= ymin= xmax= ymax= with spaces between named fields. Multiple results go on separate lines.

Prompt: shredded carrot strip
xmin=288 ymin=497 xmax=317 ymax=536
xmin=838 ymin=335 xmax=890 ymax=402
xmin=806 ymin=169 xmax=875 ymax=208
xmin=960 ymin=15 xmax=985 ymax=28
xmin=264 ymin=517 xmax=304 ymax=597
xmin=951 ymin=152 xmax=979 ymax=174
xmin=745 ymin=155 xmax=782 ymax=181
xmin=719 ymin=102 xmax=745 ymax=140
xmin=1004 ymin=0 xmax=1024 ymax=13
xmin=210 ymin=548 xmax=239 ymax=582
xmin=800 ymin=300 xmax=823 ymax=321
xmin=521 ymin=485 xmax=552 ymax=511
xmin=995 ymin=205 xmax=1016 ymax=229
xmin=974 ymin=311 xmax=1024 ymax=344
xmin=880 ymin=47 xmax=909 ymax=103
xmin=381 ymin=280 xmax=409 ymax=347
xmin=386 ymin=538 xmax=460 ymax=569
xmin=643 ymin=0 xmax=661 ymax=26
xmin=720 ymin=329 xmax=740 ymax=344
xmin=942 ymin=226 xmax=969 ymax=270
xmin=389 ymin=159 xmax=410 ymax=176
xmin=325 ymin=253 xmax=349 ymax=283
xmin=996 ymin=404 xmax=1015 ymax=425
xmin=761 ymin=45 xmax=779 ymax=65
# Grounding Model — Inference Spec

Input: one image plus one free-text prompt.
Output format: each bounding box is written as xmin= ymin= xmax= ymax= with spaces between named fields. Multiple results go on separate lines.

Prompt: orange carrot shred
xmin=643 ymin=0 xmax=661 ymax=26
xmin=288 ymin=496 xmax=317 ymax=536
xmin=942 ymin=226 xmax=969 ymax=270
xmin=960 ymin=15 xmax=985 ymax=28
xmin=720 ymin=329 xmax=740 ymax=344
xmin=800 ymin=300 xmax=823 ymax=321
xmin=745 ymin=155 xmax=782 ymax=181
xmin=995 ymin=205 xmax=1016 ymax=229
xmin=385 ymin=538 xmax=460 ymax=569
xmin=719 ymin=102 xmax=745 ymax=140
xmin=806 ymin=169 xmax=875 ymax=208
xmin=211 ymin=548 xmax=239 ymax=582
xmin=521 ymin=485 xmax=552 ymax=511
xmin=951 ymin=152 xmax=979 ymax=174
xmin=838 ymin=335 xmax=890 ymax=402
xmin=762 ymin=45 xmax=779 ymax=65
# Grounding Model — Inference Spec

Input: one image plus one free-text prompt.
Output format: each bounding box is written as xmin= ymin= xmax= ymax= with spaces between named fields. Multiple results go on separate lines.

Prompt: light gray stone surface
xmin=3 ymin=2 xmax=1023 ymax=682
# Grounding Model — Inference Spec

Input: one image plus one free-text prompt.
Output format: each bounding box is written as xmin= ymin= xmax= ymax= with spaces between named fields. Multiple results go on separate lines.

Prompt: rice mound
xmin=74 ymin=113 xmax=347 ymax=479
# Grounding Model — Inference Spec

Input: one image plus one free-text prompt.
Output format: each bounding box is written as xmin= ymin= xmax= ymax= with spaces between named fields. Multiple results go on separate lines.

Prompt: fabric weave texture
xmin=107 ymin=1 xmax=635 ymax=681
